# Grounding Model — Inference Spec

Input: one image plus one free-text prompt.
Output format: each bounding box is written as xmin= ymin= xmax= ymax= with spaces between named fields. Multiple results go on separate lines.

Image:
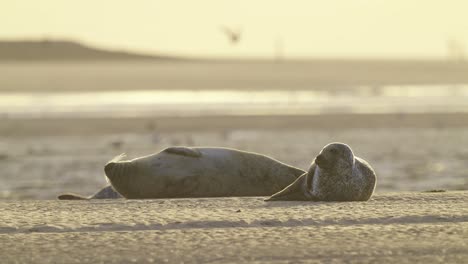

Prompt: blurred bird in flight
xmin=221 ymin=26 xmax=242 ymax=44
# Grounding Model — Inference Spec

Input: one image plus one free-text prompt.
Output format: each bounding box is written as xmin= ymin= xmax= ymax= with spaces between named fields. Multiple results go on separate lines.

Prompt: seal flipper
xmin=265 ymin=173 xmax=313 ymax=201
xmin=163 ymin=147 xmax=202 ymax=158
xmin=57 ymin=193 xmax=89 ymax=200
xmin=91 ymin=185 xmax=123 ymax=199
xmin=58 ymin=186 xmax=122 ymax=200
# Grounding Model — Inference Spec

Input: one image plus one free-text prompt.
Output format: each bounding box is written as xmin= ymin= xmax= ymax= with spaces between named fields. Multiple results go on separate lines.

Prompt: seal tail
xmin=57 ymin=193 xmax=89 ymax=200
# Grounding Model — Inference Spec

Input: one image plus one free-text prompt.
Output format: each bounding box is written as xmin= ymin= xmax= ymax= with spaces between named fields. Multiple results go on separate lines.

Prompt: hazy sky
xmin=2 ymin=0 xmax=468 ymax=58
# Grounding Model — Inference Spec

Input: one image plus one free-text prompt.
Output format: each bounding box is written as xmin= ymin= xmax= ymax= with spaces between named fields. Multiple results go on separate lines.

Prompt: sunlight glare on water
xmin=1 ymin=85 xmax=468 ymax=118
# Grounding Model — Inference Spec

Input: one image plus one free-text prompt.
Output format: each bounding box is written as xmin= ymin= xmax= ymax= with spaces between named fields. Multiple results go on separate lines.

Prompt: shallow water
xmin=1 ymin=85 xmax=468 ymax=118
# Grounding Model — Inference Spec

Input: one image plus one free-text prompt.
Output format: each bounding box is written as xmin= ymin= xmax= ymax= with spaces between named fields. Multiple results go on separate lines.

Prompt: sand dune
xmin=0 ymin=40 xmax=176 ymax=61
xmin=0 ymin=191 xmax=466 ymax=263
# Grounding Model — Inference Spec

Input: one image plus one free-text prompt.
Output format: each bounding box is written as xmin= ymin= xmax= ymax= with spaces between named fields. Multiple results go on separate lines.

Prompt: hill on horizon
xmin=0 ymin=40 xmax=178 ymax=61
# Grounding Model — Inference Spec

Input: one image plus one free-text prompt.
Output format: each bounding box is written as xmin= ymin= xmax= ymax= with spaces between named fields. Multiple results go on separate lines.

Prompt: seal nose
xmin=104 ymin=162 xmax=116 ymax=179
xmin=315 ymin=154 xmax=327 ymax=167
xmin=316 ymin=154 xmax=324 ymax=163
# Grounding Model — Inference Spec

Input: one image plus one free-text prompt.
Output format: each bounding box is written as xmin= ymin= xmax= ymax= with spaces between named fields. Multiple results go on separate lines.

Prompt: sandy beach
xmin=1 ymin=191 xmax=466 ymax=263
xmin=1 ymin=60 xmax=467 ymax=263
xmin=4 ymin=2 xmax=468 ymax=262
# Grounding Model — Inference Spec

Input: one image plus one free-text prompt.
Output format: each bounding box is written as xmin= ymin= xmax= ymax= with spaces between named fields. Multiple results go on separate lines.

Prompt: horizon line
xmin=0 ymin=37 xmax=466 ymax=62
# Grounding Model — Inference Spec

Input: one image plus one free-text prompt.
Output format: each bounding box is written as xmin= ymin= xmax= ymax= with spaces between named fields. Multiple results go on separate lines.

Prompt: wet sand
xmin=3 ymin=112 xmax=468 ymax=136
xmin=0 ymin=191 xmax=466 ymax=263
xmin=1 ymin=113 xmax=468 ymax=199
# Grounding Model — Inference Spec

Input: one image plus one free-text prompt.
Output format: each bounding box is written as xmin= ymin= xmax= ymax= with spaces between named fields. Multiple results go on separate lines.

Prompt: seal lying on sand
xmin=266 ymin=142 xmax=376 ymax=201
xmin=59 ymin=146 xmax=305 ymax=199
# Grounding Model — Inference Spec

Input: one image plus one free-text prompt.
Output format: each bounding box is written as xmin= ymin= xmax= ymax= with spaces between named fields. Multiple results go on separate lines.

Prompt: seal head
xmin=314 ymin=143 xmax=354 ymax=173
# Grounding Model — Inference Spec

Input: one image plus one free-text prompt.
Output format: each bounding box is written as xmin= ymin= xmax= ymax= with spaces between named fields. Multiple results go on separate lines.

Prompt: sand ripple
xmin=0 ymin=192 xmax=466 ymax=234
xmin=1 ymin=192 xmax=467 ymax=263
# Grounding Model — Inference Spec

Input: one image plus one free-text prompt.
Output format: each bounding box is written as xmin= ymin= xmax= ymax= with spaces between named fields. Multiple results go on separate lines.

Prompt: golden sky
xmin=2 ymin=0 xmax=468 ymax=58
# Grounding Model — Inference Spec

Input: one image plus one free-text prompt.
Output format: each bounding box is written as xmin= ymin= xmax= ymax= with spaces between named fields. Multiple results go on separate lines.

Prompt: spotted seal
xmin=266 ymin=142 xmax=376 ymax=201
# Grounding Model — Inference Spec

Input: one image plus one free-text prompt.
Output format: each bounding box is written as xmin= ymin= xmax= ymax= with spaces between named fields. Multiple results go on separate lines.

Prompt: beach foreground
xmin=1 ymin=191 xmax=467 ymax=263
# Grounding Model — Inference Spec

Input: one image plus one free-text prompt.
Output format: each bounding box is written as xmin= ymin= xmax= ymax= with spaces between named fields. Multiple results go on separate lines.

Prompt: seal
xmin=57 ymin=185 xmax=123 ymax=200
xmin=266 ymin=142 xmax=376 ymax=201
xmin=106 ymin=147 xmax=305 ymax=199
xmin=105 ymin=146 xmax=306 ymax=199
xmin=59 ymin=146 xmax=305 ymax=199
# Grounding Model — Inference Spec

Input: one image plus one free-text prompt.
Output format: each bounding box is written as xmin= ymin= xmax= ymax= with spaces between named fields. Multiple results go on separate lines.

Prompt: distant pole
xmin=274 ymin=36 xmax=284 ymax=62
xmin=446 ymin=38 xmax=465 ymax=62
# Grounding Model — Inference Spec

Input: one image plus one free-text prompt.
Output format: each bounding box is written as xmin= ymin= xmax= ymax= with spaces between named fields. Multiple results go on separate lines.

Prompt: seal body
xmin=266 ymin=142 xmax=376 ymax=201
xmin=102 ymin=146 xmax=304 ymax=199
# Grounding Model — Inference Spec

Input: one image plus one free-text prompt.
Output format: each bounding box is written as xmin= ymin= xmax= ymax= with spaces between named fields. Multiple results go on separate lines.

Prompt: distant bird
xmin=220 ymin=26 xmax=242 ymax=44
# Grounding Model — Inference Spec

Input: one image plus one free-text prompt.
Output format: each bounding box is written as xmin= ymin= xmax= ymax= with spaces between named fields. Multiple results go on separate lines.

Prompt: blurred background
xmin=1 ymin=0 xmax=468 ymax=199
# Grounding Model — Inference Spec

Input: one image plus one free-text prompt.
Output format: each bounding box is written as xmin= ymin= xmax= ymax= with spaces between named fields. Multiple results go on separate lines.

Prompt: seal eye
xmin=330 ymin=148 xmax=337 ymax=155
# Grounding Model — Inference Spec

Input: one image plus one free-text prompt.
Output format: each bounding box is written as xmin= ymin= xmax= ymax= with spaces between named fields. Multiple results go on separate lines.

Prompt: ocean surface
xmin=1 ymin=61 xmax=468 ymax=118
xmin=1 ymin=85 xmax=468 ymax=118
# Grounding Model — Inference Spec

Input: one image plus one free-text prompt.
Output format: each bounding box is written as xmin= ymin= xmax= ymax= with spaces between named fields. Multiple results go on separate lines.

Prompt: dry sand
xmin=0 ymin=191 xmax=467 ymax=263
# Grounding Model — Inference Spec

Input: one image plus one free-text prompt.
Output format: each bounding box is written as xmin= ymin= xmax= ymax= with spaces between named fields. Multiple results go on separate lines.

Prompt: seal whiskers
xmin=104 ymin=154 xmax=139 ymax=197
xmin=104 ymin=153 xmax=126 ymax=179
